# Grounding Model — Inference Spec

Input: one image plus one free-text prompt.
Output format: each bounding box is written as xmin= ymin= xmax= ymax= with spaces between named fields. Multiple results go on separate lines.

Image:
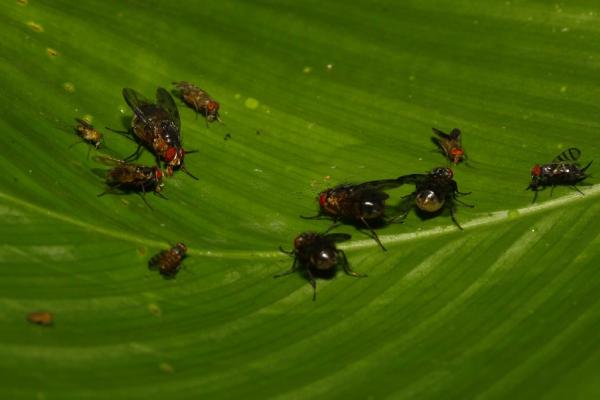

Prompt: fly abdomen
xmin=415 ymin=189 xmax=445 ymax=212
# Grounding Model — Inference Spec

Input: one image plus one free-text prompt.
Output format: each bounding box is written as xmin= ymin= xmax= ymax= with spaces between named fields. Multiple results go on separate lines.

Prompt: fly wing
xmin=396 ymin=173 xmax=428 ymax=186
xmin=93 ymin=154 xmax=125 ymax=167
xmin=432 ymin=127 xmax=451 ymax=140
xmin=123 ymin=88 xmax=153 ymax=124
xmin=449 ymin=128 xmax=462 ymax=141
xmin=552 ymin=147 xmax=581 ymax=163
xmin=75 ymin=118 xmax=93 ymax=129
xmin=156 ymin=87 xmax=180 ymax=131
xmin=354 ymin=178 xmax=403 ymax=192
xmin=324 ymin=233 xmax=352 ymax=244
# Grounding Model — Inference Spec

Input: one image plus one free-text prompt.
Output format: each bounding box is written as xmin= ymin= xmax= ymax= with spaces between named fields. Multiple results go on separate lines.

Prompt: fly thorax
xmin=415 ymin=189 xmax=445 ymax=212
xmin=153 ymin=136 xmax=169 ymax=153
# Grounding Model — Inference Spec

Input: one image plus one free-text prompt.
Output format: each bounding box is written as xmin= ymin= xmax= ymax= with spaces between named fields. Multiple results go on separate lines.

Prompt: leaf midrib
xmin=2 ymin=184 xmax=598 ymax=258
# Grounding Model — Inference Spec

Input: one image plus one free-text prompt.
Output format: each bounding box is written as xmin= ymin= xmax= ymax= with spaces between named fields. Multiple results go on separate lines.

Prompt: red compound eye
xmin=165 ymin=147 xmax=177 ymax=161
xmin=451 ymin=148 xmax=464 ymax=156
xmin=319 ymin=192 xmax=328 ymax=208
xmin=531 ymin=164 xmax=542 ymax=177
xmin=207 ymin=101 xmax=219 ymax=111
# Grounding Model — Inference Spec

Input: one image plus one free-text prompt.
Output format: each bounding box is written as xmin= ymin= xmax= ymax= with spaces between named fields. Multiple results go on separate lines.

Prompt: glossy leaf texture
xmin=1 ymin=1 xmax=599 ymax=398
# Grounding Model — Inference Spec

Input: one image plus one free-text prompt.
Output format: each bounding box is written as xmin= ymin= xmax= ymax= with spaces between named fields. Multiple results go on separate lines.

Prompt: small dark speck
xmin=256 ymin=130 xmax=261 ymax=135
xmin=224 ymin=133 xmax=231 ymax=141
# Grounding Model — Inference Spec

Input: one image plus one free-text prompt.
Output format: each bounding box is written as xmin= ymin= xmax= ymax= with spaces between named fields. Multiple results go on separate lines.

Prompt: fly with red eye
xmin=111 ymin=87 xmax=198 ymax=180
xmin=94 ymin=155 xmax=166 ymax=210
xmin=302 ymin=178 xmax=404 ymax=251
xmin=431 ymin=127 xmax=467 ymax=165
xmin=527 ymin=147 xmax=592 ymax=203
xmin=149 ymin=243 xmax=188 ymax=278
xmin=397 ymin=167 xmax=473 ymax=229
xmin=275 ymin=232 xmax=366 ymax=301
xmin=172 ymin=81 xmax=221 ymax=126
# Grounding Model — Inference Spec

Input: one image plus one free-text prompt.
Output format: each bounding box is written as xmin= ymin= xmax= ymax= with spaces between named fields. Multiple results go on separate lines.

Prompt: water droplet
xmin=326 ymin=63 xmax=333 ymax=70
xmin=303 ymin=66 xmax=312 ymax=74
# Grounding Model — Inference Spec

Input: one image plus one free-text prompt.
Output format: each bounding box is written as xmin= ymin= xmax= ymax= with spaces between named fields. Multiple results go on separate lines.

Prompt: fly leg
xmin=396 ymin=193 xmax=415 ymax=221
xmin=450 ymin=206 xmax=464 ymax=230
xmin=323 ymin=221 xmax=342 ymax=234
xmin=192 ymin=99 xmax=201 ymax=121
xmin=137 ymin=184 xmax=153 ymax=210
xmin=453 ymin=196 xmax=474 ymax=208
xmin=274 ymin=257 xmax=298 ymax=278
xmin=154 ymin=191 xmax=168 ymax=200
xmin=530 ymin=187 xmax=541 ymax=203
xmin=180 ymin=164 xmax=200 ymax=180
xmin=359 ymin=217 xmax=386 ymax=252
xmin=305 ymin=267 xmax=317 ymax=301
xmin=124 ymin=144 xmax=144 ymax=161
xmin=300 ymin=213 xmax=328 ymax=220
xmin=570 ymin=185 xmax=585 ymax=196
xmin=278 ymin=246 xmax=295 ymax=255
xmin=338 ymin=249 xmax=367 ymax=278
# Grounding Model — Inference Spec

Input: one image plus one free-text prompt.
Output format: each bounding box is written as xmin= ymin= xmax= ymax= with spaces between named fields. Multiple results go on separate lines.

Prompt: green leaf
xmin=1 ymin=1 xmax=599 ymax=398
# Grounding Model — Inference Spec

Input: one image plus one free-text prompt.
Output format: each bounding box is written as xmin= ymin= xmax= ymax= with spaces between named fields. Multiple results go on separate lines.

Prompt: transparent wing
xmin=449 ymin=128 xmax=461 ymax=141
xmin=122 ymin=88 xmax=153 ymax=124
xmin=93 ymin=154 xmax=125 ymax=167
xmin=432 ymin=127 xmax=451 ymax=140
xmin=324 ymin=233 xmax=352 ymax=244
xmin=354 ymin=178 xmax=404 ymax=192
xmin=552 ymin=147 xmax=581 ymax=163
xmin=75 ymin=118 xmax=93 ymax=129
xmin=396 ymin=173 xmax=428 ymax=185
xmin=156 ymin=87 xmax=180 ymax=131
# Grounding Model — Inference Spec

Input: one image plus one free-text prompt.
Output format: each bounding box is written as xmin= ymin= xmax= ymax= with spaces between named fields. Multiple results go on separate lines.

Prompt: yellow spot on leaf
xmin=63 ymin=82 xmax=75 ymax=93
xmin=159 ymin=362 xmax=174 ymax=374
xmin=26 ymin=21 xmax=43 ymax=32
xmin=46 ymin=48 xmax=59 ymax=57
xmin=148 ymin=303 xmax=161 ymax=316
xmin=244 ymin=97 xmax=259 ymax=109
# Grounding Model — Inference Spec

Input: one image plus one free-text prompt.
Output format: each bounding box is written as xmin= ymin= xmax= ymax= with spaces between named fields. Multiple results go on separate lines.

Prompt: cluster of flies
xmin=26 ymin=86 xmax=592 ymax=324
xmin=71 ymin=82 xmax=220 ymax=284
xmin=277 ymin=128 xmax=592 ymax=300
